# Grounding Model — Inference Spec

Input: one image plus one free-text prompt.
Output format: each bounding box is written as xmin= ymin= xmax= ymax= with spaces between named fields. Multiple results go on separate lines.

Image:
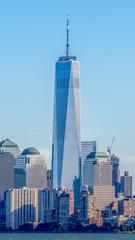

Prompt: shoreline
xmin=0 ymin=231 xmax=134 ymax=234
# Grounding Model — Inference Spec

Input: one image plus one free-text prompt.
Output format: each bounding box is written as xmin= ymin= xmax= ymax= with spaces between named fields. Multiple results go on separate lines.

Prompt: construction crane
xmin=107 ymin=136 xmax=115 ymax=160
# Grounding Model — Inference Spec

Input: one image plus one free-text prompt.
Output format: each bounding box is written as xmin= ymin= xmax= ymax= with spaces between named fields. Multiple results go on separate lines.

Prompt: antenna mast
xmin=66 ymin=13 xmax=69 ymax=57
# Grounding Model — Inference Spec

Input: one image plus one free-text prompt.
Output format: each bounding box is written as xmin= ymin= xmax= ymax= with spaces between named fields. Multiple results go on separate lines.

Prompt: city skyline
xmin=0 ymin=1 xmax=135 ymax=189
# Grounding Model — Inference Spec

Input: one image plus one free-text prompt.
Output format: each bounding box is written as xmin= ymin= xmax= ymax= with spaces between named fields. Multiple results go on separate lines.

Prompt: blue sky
xmin=0 ymin=0 xmax=135 ymax=185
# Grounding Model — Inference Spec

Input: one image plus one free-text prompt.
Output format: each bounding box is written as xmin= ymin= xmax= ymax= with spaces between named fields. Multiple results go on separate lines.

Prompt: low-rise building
xmin=118 ymin=197 xmax=135 ymax=216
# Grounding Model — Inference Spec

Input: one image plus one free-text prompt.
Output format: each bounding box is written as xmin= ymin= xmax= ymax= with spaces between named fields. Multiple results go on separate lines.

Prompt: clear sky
xmin=0 ymin=0 xmax=135 ymax=188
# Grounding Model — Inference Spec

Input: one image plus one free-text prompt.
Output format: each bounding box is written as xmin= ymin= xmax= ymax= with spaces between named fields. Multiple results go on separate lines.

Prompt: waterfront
xmin=0 ymin=233 xmax=134 ymax=240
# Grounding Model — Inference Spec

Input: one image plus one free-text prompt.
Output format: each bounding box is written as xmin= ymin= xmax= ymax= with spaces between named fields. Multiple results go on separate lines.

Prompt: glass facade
xmin=52 ymin=58 xmax=80 ymax=188
xmin=81 ymin=141 xmax=97 ymax=186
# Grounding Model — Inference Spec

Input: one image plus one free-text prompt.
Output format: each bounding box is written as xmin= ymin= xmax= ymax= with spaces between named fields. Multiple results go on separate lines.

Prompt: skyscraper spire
xmin=52 ymin=14 xmax=80 ymax=189
xmin=59 ymin=14 xmax=76 ymax=61
xmin=66 ymin=13 xmax=69 ymax=57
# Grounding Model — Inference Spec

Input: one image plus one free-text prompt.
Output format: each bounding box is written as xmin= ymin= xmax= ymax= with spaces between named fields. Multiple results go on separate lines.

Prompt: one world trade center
xmin=52 ymin=15 xmax=81 ymax=189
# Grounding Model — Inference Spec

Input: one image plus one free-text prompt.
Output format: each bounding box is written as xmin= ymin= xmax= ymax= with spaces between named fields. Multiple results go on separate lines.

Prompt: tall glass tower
xmin=52 ymin=15 xmax=81 ymax=189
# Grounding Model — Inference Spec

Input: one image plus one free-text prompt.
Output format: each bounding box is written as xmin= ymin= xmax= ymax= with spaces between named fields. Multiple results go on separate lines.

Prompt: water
xmin=0 ymin=233 xmax=134 ymax=240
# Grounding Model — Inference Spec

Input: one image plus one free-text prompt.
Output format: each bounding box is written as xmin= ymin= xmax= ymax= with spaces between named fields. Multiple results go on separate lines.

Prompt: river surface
xmin=0 ymin=233 xmax=134 ymax=240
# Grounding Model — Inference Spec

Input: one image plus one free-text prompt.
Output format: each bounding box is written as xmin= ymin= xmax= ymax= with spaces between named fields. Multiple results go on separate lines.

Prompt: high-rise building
xmin=55 ymin=188 xmax=74 ymax=225
xmin=81 ymin=141 xmax=96 ymax=186
xmin=83 ymin=152 xmax=115 ymax=210
xmin=94 ymin=152 xmax=115 ymax=210
xmin=81 ymin=141 xmax=97 ymax=160
xmin=52 ymin=15 xmax=81 ymax=188
xmin=0 ymin=151 xmax=15 ymax=217
xmin=73 ymin=176 xmax=80 ymax=211
xmin=83 ymin=152 xmax=113 ymax=190
xmin=38 ymin=188 xmax=51 ymax=222
xmin=121 ymin=171 xmax=132 ymax=197
xmin=83 ymin=153 xmax=95 ymax=190
xmin=111 ymin=154 xmax=121 ymax=196
xmin=0 ymin=138 xmax=20 ymax=158
xmin=6 ymin=188 xmax=39 ymax=230
xmin=80 ymin=187 xmax=95 ymax=224
xmin=14 ymin=147 xmax=47 ymax=188
xmin=93 ymin=153 xmax=113 ymax=186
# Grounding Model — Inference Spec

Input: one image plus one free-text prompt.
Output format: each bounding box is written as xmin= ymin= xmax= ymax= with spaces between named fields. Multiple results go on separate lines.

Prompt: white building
xmin=6 ymin=188 xmax=52 ymax=229
xmin=6 ymin=188 xmax=39 ymax=230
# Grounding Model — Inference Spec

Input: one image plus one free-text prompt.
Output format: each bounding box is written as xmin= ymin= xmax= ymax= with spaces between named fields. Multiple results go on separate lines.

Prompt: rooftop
xmin=87 ymin=151 xmax=108 ymax=159
xmin=59 ymin=56 xmax=76 ymax=61
xmin=0 ymin=138 xmax=18 ymax=148
xmin=21 ymin=147 xmax=40 ymax=156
